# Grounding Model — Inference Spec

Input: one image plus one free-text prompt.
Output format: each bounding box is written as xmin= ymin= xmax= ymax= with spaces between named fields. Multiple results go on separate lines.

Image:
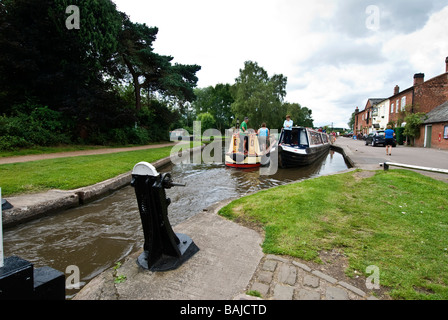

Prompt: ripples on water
xmin=3 ymin=149 xmax=348 ymax=297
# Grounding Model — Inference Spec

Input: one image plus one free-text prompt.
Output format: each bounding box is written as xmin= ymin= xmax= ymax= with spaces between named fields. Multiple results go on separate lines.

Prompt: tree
xmin=196 ymin=112 xmax=216 ymax=134
xmin=231 ymin=61 xmax=287 ymax=130
xmin=348 ymin=111 xmax=356 ymax=130
xmin=283 ymin=102 xmax=314 ymax=128
xmin=192 ymin=84 xmax=234 ymax=132
xmin=117 ymin=16 xmax=201 ymax=111
xmin=0 ymin=0 xmax=126 ymax=137
xmin=404 ymin=113 xmax=426 ymax=146
xmin=0 ymin=0 xmax=201 ymax=144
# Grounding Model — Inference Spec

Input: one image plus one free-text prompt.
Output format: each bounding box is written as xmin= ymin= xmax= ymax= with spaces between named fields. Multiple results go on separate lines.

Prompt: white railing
xmin=380 ymin=162 xmax=448 ymax=175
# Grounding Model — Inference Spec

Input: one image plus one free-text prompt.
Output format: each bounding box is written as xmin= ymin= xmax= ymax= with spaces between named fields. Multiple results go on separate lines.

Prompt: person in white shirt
xmin=283 ymin=115 xmax=293 ymax=145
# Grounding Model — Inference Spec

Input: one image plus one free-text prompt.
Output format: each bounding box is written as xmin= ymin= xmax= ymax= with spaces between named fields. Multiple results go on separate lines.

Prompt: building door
xmin=424 ymin=125 xmax=432 ymax=148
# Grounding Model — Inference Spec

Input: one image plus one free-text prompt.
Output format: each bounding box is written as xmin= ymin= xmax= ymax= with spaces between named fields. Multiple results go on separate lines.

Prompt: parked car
xmin=365 ymin=131 xmax=396 ymax=147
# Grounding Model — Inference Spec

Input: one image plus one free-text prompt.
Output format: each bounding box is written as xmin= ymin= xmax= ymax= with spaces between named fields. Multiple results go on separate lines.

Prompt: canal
xmin=3 ymin=148 xmax=349 ymax=297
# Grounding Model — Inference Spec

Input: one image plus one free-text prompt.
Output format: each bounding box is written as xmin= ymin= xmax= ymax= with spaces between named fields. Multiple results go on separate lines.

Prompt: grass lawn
xmin=0 ymin=142 xmax=172 ymax=158
xmin=219 ymin=169 xmax=448 ymax=300
xmin=0 ymin=146 xmax=174 ymax=196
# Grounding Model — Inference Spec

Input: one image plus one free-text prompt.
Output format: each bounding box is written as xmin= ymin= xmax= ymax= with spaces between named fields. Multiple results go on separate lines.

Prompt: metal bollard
xmin=131 ymin=162 xmax=199 ymax=271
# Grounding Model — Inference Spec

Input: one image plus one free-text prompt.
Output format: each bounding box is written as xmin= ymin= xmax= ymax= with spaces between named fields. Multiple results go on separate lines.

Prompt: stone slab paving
xmin=246 ymin=254 xmax=379 ymax=300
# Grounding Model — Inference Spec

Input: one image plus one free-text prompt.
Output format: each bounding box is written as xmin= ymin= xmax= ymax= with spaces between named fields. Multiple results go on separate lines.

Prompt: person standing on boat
xmin=283 ymin=115 xmax=293 ymax=145
xmin=240 ymin=117 xmax=249 ymax=153
xmin=258 ymin=123 xmax=270 ymax=152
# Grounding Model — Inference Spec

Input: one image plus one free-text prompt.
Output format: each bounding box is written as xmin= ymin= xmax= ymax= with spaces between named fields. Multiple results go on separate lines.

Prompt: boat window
xmin=309 ymin=131 xmax=323 ymax=145
xmin=299 ymin=130 xmax=307 ymax=145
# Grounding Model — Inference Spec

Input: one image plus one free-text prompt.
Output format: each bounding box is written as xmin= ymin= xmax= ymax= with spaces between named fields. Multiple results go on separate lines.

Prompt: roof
xmin=369 ymin=98 xmax=386 ymax=106
xmin=364 ymin=98 xmax=386 ymax=110
xmin=388 ymin=86 xmax=414 ymax=100
xmin=424 ymin=101 xmax=448 ymax=124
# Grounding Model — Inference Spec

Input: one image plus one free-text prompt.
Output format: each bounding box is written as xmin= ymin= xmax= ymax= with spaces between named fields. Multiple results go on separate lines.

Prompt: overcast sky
xmin=113 ymin=0 xmax=448 ymax=129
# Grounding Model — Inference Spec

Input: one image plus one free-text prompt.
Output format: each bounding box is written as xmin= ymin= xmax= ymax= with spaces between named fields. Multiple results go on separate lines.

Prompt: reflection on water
xmin=3 ymin=149 xmax=348 ymax=297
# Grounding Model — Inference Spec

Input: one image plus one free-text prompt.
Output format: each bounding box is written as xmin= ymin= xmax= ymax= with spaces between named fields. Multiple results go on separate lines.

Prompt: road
xmin=334 ymin=137 xmax=448 ymax=182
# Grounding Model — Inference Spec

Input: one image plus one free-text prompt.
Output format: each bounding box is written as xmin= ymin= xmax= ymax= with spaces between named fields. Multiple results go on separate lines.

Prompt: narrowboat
xmin=276 ymin=127 xmax=331 ymax=168
xmin=225 ymin=132 xmax=271 ymax=168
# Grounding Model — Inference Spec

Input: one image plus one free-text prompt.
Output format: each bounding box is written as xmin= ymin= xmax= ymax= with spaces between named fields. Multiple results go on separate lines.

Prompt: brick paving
xmin=244 ymin=254 xmax=379 ymax=300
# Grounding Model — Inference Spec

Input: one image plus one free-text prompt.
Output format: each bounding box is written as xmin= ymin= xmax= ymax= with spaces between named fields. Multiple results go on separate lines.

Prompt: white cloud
xmin=113 ymin=0 xmax=448 ymax=128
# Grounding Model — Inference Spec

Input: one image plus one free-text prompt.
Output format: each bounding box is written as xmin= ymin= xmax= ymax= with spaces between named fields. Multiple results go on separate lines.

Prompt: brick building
xmin=388 ymin=83 xmax=415 ymax=126
xmin=354 ymin=98 xmax=385 ymax=136
xmin=415 ymin=101 xmax=448 ymax=149
xmin=354 ymin=56 xmax=448 ymax=150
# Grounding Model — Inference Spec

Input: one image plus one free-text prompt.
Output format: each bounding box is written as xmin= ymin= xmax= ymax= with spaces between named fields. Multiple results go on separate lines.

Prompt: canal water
xmin=3 ymin=148 xmax=349 ymax=297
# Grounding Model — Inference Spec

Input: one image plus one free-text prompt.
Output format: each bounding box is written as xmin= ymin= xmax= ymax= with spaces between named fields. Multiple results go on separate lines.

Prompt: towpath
xmin=0 ymin=142 xmax=177 ymax=165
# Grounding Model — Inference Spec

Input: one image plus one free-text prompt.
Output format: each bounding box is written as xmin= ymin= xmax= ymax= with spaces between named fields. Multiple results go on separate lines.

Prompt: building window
xmin=391 ymin=103 xmax=394 ymax=113
xmin=444 ymin=125 xmax=448 ymax=139
xmin=396 ymin=100 xmax=399 ymax=113
xmin=401 ymin=96 xmax=406 ymax=111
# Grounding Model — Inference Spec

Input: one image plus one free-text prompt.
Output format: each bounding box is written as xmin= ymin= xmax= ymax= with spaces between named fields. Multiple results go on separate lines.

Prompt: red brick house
xmin=415 ymin=101 xmax=448 ymax=149
xmin=355 ymin=56 xmax=448 ymax=149
xmin=388 ymin=83 xmax=415 ymax=126
xmin=354 ymin=99 xmax=385 ymax=135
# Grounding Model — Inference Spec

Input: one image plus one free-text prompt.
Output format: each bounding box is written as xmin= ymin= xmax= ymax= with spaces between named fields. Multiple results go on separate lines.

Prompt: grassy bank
xmin=219 ymin=169 xmax=448 ymax=300
xmin=0 ymin=146 xmax=174 ymax=196
xmin=0 ymin=142 xmax=172 ymax=158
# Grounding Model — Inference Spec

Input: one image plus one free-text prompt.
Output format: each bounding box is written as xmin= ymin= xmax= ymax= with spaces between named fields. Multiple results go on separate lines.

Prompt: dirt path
xmin=0 ymin=143 xmax=177 ymax=165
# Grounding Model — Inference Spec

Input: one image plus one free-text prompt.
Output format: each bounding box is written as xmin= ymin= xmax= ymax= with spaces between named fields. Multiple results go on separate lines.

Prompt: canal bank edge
xmin=2 ymin=145 xmax=205 ymax=228
xmin=74 ymin=198 xmax=265 ymax=300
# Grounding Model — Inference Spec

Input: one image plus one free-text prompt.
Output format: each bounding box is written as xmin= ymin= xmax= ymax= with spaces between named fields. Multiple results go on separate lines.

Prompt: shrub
xmin=0 ymin=105 xmax=72 ymax=150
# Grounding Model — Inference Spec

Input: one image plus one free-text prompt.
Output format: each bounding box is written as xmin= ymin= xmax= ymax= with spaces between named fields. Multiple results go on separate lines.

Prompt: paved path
xmin=244 ymin=254 xmax=378 ymax=301
xmin=334 ymin=137 xmax=448 ymax=183
xmin=75 ymin=198 xmax=380 ymax=301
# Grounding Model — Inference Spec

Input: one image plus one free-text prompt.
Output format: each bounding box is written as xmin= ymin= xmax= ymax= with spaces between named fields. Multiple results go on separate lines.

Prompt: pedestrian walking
xmin=385 ymin=125 xmax=395 ymax=156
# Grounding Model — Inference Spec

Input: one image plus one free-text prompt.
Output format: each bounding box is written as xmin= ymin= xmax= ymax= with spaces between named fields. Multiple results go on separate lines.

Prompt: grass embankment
xmin=0 ymin=146 xmax=174 ymax=196
xmin=0 ymin=142 xmax=172 ymax=158
xmin=219 ymin=169 xmax=448 ymax=300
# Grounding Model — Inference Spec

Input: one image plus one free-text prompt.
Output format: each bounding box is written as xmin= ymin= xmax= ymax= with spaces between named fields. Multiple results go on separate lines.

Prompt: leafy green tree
xmin=0 ymin=0 xmax=127 ymax=140
xmin=283 ymin=102 xmax=314 ymax=128
xmin=117 ymin=15 xmax=200 ymax=111
xmin=231 ymin=61 xmax=287 ymax=130
xmin=192 ymin=84 xmax=234 ymax=132
xmin=348 ymin=111 xmax=356 ymax=130
xmin=404 ymin=113 xmax=426 ymax=146
xmin=196 ymin=112 xmax=216 ymax=133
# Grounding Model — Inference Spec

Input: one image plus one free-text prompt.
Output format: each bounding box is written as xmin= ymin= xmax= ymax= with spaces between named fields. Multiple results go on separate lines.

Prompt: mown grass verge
xmin=0 ymin=142 xmax=172 ymax=158
xmin=218 ymin=169 xmax=448 ymax=300
xmin=0 ymin=146 xmax=173 ymax=196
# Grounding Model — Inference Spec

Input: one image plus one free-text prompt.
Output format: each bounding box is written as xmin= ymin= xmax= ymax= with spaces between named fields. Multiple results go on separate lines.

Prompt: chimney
xmin=445 ymin=56 xmax=448 ymax=73
xmin=394 ymin=85 xmax=400 ymax=95
xmin=414 ymin=73 xmax=425 ymax=86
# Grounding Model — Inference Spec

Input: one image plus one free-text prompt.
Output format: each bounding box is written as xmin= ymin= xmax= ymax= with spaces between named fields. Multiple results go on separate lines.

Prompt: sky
xmin=113 ymin=0 xmax=448 ymax=129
